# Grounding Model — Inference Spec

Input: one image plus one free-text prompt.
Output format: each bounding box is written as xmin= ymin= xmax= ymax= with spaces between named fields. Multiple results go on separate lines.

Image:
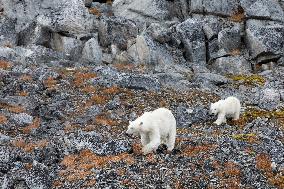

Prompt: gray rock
xmin=82 ymin=37 xmax=102 ymax=64
xmin=211 ymin=56 xmax=252 ymax=75
xmin=51 ymin=34 xmax=83 ymax=61
xmin=118 ymin=74 xmax=160 ymax=91
xmin=243 ymin=0 xmax=284 ymax=22
xmin=176 ymin=18 xmax=206 ymax=64
xmin=246 ymin=20 xmax=284 ymax=60
xmin=191 ymin=0 xmax=240 ymax=16
xmin=218 ymin=25 xmax=241 ymax=53
xmin=280 ymin=90 xmax=284 ymax=101
xmin=0 ymin=134 xmax=10 ymax=144
xmin=0 ymin=17 xmax=17 ymax=47
xmin=84 ymin=0 xmax=92 ymax=7
xmin=128 ymin=34 xmax=185 ymax=66
xmin=146 ymin=23 xmax=171 ymax=44
xmin=102 ymin=53 xmax=113 ymax=64
xmin=112 ymin=0 xmax=169 ymax=22
xmin=17 ymin=22 xmax=51 ymax=47
xmin=98 ymin=17 xmax=138 ymax=50
xmin=10 ymin=113 xmax=33 ymax=125
xmin=195 ymin=72 xmax=230 ymax=86
xmin=208 ymin=38 xmax=229 ymax=63
xmin=259 ymin=88 xmax=281 ymax=110
xmin=36 ymin=0 xmax=96 ymax=35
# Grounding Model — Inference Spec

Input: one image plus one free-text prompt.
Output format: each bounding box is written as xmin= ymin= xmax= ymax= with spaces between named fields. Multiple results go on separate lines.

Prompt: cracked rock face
xmin=0 ymin=0 xmax=284 ymax=188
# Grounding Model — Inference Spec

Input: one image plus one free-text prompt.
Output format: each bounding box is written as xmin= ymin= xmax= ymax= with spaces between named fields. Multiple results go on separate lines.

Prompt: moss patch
xmin=227 ymin=74 xmax=266 ymax=86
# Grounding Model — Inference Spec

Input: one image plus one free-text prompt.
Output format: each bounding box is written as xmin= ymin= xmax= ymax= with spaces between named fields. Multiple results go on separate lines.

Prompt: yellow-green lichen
xmin=227 ymin=74 xmax=266 ymax=86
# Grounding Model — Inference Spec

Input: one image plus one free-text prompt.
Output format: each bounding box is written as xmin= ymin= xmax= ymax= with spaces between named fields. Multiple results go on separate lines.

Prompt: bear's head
xmin=126 ymin=120 xmax=143 ymax=137
xmin=209 ymin=102 xmax=220 ymax=115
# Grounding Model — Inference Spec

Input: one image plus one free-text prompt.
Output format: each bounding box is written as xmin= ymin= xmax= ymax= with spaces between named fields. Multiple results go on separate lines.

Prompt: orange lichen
xmin=230 ymin=6 xmax=245 ymax=22
xmin=0 ymin=114 xmax=8 ymax=124
xmin=102 ymin=86 xmax=120 ymax=95
xmin=19 ymin=74 xmax=33 ymax=81
xmin=64 ymin=123 xmax=80 ymax=133
xmin=11 ymin=138 xmax=48 ymax=153
xmin=59 ymin=149 xmax=134 ymax=184
xmin=81 ymin=86 xmax=97 ymax=94
xmin=89 ymin=8 xmax=101 ymax=16
xmin=44 ymin=77 xmax=57 ymax=89
xmin=229 ymin=49 xmax=241 ymax=56
xmin=95 ymin=114 xmax=118 ymax=126
xmin=87 ymin=95 xmax=108 ymax=105
xmin=256 ymin=153 xmax=272 ymax=172
xmin=182 ymin=144 xmax=217 ymax=157
xmin=18 ymin=91 xmax=29 ymax=97
xmin=73 ymin=72 xmax=97 ymax=87
xmin=113 ymin=63 xmax=135 ymax=71
xmin=0 ymin=60 xmax=12 ymax=70
xmin=22 ymin=117 xmax=40 ymax=134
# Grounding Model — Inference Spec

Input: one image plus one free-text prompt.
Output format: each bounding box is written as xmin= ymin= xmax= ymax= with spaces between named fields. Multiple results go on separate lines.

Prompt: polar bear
xmin=126 ymin=108 xmax=176 ymax=155
xmin=210 ymin=96 xmax=241 ymax=125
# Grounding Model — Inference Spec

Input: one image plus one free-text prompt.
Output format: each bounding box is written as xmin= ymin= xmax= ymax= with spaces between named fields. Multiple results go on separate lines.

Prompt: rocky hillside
xmin=0 ymin=0 xmax=284 ymax=188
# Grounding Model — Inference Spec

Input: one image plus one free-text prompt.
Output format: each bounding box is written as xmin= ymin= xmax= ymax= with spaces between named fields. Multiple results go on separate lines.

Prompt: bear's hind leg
xmin=233 ymin=110 xmax=240 ymax=120
xmin=166 ymin=129 xmax=176 ymax=151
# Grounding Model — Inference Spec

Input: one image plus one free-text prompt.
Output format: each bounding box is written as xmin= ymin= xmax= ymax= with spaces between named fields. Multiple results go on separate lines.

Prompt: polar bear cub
xmin=126 ymin=108 xmax=176 ymax=155
xmin=210 ymin=96 xmax=241 ymax=125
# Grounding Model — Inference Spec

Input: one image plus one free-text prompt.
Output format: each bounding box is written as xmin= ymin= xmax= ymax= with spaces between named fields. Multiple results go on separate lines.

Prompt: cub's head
xmin=126 ymin=120 xmax=143 ymax=137
xmin=209 ymin=102 xmax=220 ymax=115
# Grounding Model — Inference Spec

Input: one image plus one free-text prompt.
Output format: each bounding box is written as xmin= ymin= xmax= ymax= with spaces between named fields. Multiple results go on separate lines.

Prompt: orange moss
xmin=44 ymin=77 xmax=57 ymax=89
xmin=102 ymin=86 xmax=120 ymax=95
xmin=73 ymin=72 xmax=97 ymax=87
xmin=18 ymin=91 xmax=29 ymax=97
xmin=230 ymin=6 xmax=245 ymax=22
xmin=182 ymin=144 xmax=217 ymax=157
xmin=89 ymin=7 xmax=101 ymax=16
xmin=81 ymin=86 xmax=97 ymax=94
xmin=22 ymin=117 xmax=40 ymax=134
xmin=64 ymin=123 xmax=80 ymax=133
xmin=11 ymin=138 xmax=26 ymax=148
xmin=87 ymin=95 xmax=108 ymax=105
xmin=0 ymin=114 xmax=8 ymax=124
xmin=60 ymin=149 xmax=134 ymax=183
xmin=95 ymin=114 xmax=118 ymax=126
xmin=19 ymin=74 xmax=33 ymax=81
xmin=11 ymin=138 xmax=48 ymax=153
xmin=131 ymin=143 xmax=142 ymax=155
xmin=0 ymin=103 xmax=26 ymax=113
xmin=229 ymin=49 xmax=241 ymax=56
xmin=0 ymin=60 xmax=12 ymax=70
xmin=256 ymin=153 xmax=272 ymax=172
xmin=113 ymin=63 xmax=135 ymax=71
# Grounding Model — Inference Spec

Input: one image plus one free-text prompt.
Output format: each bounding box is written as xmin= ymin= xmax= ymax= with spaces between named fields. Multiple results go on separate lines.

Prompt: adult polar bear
xmin=210 ymin=96 xmax=241 ymax=125
xmin=126 ymin=108 xmax=176 ymax=155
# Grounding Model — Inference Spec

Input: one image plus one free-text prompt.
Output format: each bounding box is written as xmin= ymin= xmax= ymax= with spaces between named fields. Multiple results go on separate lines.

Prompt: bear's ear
xmin=139 ymin=121 xmax=143 ymax=126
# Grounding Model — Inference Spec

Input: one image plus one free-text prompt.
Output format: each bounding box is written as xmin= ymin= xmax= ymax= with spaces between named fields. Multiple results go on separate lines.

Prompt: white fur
xmin=210 ymin=96 xmax=241 ymax=125
xmin=126 ymin=108 xmax=176 ymax=155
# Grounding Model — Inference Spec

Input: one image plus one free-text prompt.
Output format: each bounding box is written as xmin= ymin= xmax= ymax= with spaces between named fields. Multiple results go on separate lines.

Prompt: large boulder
xmin=50 ymin=34 xmax=83 ymax=61
xmin=245 ymin=20 xmax=284 ymax=61
xmin=112 ymin=0 xmax=169 ymax=22
xmin=176 ymin=18 xmax=206 ymax=64
xmin=211 ymin=56 xmax=252 ymax=75
xmin=82 ymin=37 xmax=102 ymax=64
xmin=2 ymin=0 xmax=96 ymax=34
xmin=191 ymin=0 xmax=240 ymax=16
xmin=0 ymin=17 xmax=17 ymax=47
xmin=241 ymin=0 xmax=284 ymax=22
xmin=98 ymin=17 xmax=138 ymax=50
xmin=259 ymin=88 xmax=281 ymax=110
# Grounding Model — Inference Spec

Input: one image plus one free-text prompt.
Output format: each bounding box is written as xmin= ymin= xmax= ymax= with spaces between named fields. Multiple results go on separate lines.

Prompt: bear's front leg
xmin=140 ymin=133 xmax=150 ymax=146
xmin=214 ymin=113 xmax=226 ymax=125
xmin=142 ymin=132 xmax=160 ymax=155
